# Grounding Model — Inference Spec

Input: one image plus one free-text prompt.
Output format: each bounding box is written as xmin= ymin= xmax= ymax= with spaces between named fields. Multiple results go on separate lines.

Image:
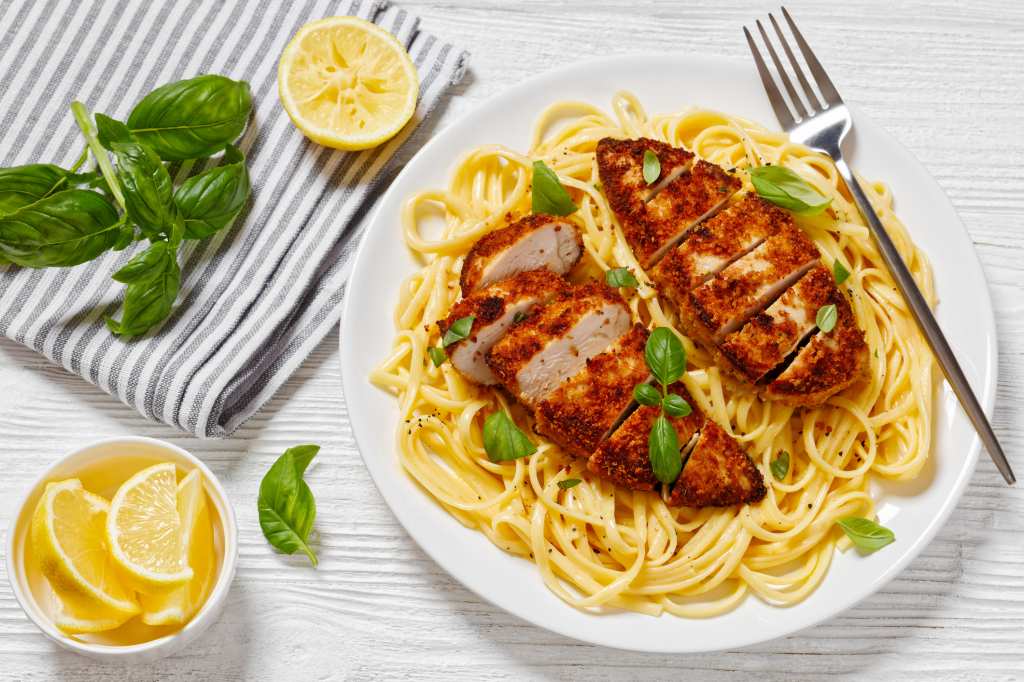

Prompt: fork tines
xmin=743 ymin=7 xmax=842 ymax=127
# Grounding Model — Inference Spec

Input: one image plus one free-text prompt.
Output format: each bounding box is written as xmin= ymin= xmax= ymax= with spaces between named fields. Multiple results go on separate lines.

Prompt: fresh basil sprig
xmin=750 ymin=165 xmax=831 ymax=215
xmin=531 ymin=160 xmax=577 ymax=216
xmin=0 ymin=74 xmax=253 ymax=339
xmin=816 ymin=304 xmax=838 ymax=333
xmin=642 ymin=149 xmax=660 ymax=185
xmin=635 ymin=327 xmax=691 ymax=485
xmin=483 ymin=410 xmax=537 ymax=462
xmin=605 ymin=267 xmax=639 ymax=289
xmin=837 ymin=516 xmax=895 ymax=553
xmin=770 ymin=450 xmax=790 ymax=481
xmin=258 ymin=444 xmax=320 ymax=567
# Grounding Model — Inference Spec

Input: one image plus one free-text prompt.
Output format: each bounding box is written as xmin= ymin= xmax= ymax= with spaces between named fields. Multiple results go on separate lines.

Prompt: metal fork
xmin=744 ymin=8 xmax=1015 ymax=484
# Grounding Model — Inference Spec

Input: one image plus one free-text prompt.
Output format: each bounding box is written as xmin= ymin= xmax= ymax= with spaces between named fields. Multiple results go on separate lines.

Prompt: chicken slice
xmin=597 ymin=137 xmax=741 ymax=268
xmin=651 ymin=194 xmax=791 ymax=302
xmin=460 ymin=214 xmax=583 ymax=294
xmin=764 ymin=283 xmax=867 ymax=406
xmin=718 ymin=265 xmax=835 ymax=383
xmin=437 ymin=269 xmax=569 ymax=385
xmin=486 ymin=282 xmax=630 ymax=407
xmin=535 ymin=324 xmax=651 ymax=458
xmin=668 ymin=421 xmax=767 ymax=508
xmin=588 ymin=383 xmax=703 ymax=491
xmin=681 ymin=223 xmax=820 ymax=344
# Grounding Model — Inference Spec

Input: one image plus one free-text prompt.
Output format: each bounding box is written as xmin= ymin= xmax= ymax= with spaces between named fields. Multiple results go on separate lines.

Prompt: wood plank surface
xmin=0 ymin=1 xmax=1022 ymax=679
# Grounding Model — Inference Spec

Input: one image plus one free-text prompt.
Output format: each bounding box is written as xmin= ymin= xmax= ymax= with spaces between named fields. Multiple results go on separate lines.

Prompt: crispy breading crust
xmin=719 ymin=265 xmax=834 ymax=382
xmin=485 ymin=281 xmax=626 ymax=397
xmin=686 ymin=223 xmax=820 ymax=337
xmin=459 ymin=214 xmax=582 ymax=294
xmin=596 ymin=137 xmax=740 ymax=267
xmin=668 ymin=421 xmax=767 ymax=508
xmin=651 ymin=194 xmax=792 ymax=302
xmin=535 ymin=325 xmax=651 ymax=458
xmin=437 ymin=269 xmax=568 ymax=350
xmin=764 ymin=282 xmax=868 ymax=406
xmin=587 ymin=383 xmax=703 ymax=491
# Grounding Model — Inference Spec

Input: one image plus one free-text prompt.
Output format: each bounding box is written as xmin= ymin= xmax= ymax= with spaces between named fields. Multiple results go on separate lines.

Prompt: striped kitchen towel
xmin=0 ymin=0 xmax=467 ymax=437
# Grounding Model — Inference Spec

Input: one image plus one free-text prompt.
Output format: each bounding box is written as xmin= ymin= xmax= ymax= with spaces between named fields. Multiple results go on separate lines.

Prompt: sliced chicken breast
xmin=682 ymin=223 xmax=820 ymax=344
xmin=438 ymin=269 xmax=569 ymax=385
xmin=486 ymin=282 xmax=630 ymax=407
xmin=668 ymin=420 xmax=767 ymax=508
xmin=459 ymin=214 xmax=583 ymax=294
xmin=588 ymin=383 xmax=703 ymax=491
xmin=597 ymin=137 xmax=741 ymax=268
xmin=718 ymin=265 xmax=834 ymax=383
xmin=535 ymin=324 xmax=651 ymax=458
xmin=764 ymin=284 xmax=867 ymax=406
xmin=651 ymin=194 xmax=791 ymax=303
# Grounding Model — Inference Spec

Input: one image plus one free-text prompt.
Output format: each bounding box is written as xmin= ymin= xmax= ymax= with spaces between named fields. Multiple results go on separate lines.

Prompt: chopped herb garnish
xmin=833 ymin=258 xmax=851 ymax=285
xmin=816 ymin=304 xmax=838 ymax=333
xmin=512 ymin=311 xmax=528 ymax=324
xmin=531 ymin=160 xmax=577 ymax=216
xmin=750 ymin=165 xmax=831 ymax=215
xmin=605 ymin=267 xmax=639 ymax=289
xmin=482 ymin=410 xmax=537 ymax=462
xmin=836 ymin=517 xmax=895 ymax=553
xmin=442 ymin=315 xmax=474 ymax=347
xmin=770 ymin=451 xmax=790 ymax=480
xmin=427 ymin=346 xmax=447 ymax=367
xmin=642 ymin=149 xmax=661 ymax=185
xmin=557 ymin=478 xmax=582 ymax=490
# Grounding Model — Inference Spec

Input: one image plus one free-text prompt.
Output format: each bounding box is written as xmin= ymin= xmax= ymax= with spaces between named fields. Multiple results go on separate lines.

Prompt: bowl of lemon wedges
xmin=5 ymin=437 xmax=238 ymax=663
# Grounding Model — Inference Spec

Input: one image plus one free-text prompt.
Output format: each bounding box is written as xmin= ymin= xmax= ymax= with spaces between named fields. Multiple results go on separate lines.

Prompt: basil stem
xmin=70 ymin=101 xmax=125 ymax=210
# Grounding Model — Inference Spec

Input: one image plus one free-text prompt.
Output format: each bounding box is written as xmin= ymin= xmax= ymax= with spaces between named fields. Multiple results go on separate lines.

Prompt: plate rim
xmin=339 ymin=53 xmax=996 ymax=653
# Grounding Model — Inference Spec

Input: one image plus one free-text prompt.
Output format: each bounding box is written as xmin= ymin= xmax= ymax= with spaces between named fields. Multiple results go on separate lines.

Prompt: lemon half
xmin=278 ymin=16 xmax=419 ymax=150
xmin=106 ymin=463 xmax=193 ymax=594
xmin=30 ymin=479 xmax=140 ymax=633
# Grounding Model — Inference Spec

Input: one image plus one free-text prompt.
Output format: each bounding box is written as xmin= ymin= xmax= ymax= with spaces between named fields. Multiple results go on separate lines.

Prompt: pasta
xmin=370 ymin=92 xmax=936 ymax=617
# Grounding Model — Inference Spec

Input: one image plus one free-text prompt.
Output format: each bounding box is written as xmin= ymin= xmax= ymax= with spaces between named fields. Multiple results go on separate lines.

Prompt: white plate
xmin=339 ymin=55 xmax=996 ymax=652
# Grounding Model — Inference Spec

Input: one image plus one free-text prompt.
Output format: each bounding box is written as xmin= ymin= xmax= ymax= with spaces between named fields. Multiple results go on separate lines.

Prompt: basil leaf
xmin=512 ymin=311 xmax=529 ymax=324
xmin=649 ymin=414 xmax=681 ymax=484
xmin=110 ymin=139 xmax=179 ymax=241
xmin=0 ymin=189 xmax=122 ymax=268
xmin=770 ymin=450 xmax=790 ymax=481
xmin=662 ymin=393 xmax=692 ymax=418
xmin=633 ymin=383 xmax=661 ymax=407
xmin=427 ymin=346 xmax=447 ymax=367
xmin=258 ymin=444 xmax=320 ymax=567
xmin=442 ymin=315 xmax=474 ymax=347
xmin=127 ymin=75 xmax=253 ymax=161
xmin=106 ymin=246 xmax=180 ymax=337
xmin=483 ymin=411 xmax=537 ymax=462
xmin=836 ymin=516 xmax=895 ymax=553
xmin=94 ymin=113 xmax=133 ymax=149
xmin=750 ymin=165 xmax=831 ymax=215
xmin=833 ymin=258 xmax=851 ymax=285
xmin=112 ymin=240 xmax=175 ymax=284
xmin=816 ymin=304 xmax=838 ymax=333
xmin=642 ymin=149 xmax=660 ymax=185
xmin=557 ymin=478 xmax=582 ymax=489
xmin=174 ymin=145 xmax=251 ymax=239
xmin=605 ymin=267 xmax=639 ymax=289
xmin=0 ymin=164 xmax=71 ymax=218
xmin=531 ymin=160 xmax=577 ymax=216
xmin=645 ymin=327 xmax=686 ymax=387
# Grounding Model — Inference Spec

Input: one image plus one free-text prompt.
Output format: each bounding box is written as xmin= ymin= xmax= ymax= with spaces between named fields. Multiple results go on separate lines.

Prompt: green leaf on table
xmin=0 ymin=189 xmax=122 ymax=268
xmin=112 ymin=240 xmax=176 ymax=284
xmin=531 ymin=160 xmax=577 ymax=216
xmin=442 ymin=315 xmax=474 ymax=347
xmin=482 ymin=411 xmax=536 ymax=462
xmin=258 ymin=444 xmax=320 ymax=567
xmin=642 ymin=149 xmax=660 ymax=185
xmin=106 ymin=244 xmax=180 ymax=337
xmin=770 ymin=450 xmax=790 ymax=481
xmin=127 ymin=75 xmax=253 ymax=161
xmin=94 ymin=113 xmax=134 ymax=149
xmin=633 ymin=383 xmax=662 ymax=407
xmin=816 ymin=304 xmax=838 ymax=333
xmin=836 ymin=516 xmax=895 ymax=553
xmin=605 ymin=267 xmax=639 ymax=289
xmin=0 ymin=164 xmax=72 ymax=218
xmin=644 ymin=327 xmax=686 ymax=387
xmin=648 ymin=414 xmax=681 ymax=485
xmin=174 ymin=144 xmax=251 ymax=240
xmin=109 ymin=139 xmax=180 ymax=241
xmin=661 ymin=393 xmax=692 ymax=418
xmin=750 ymin=165 xmax=831 ymax=215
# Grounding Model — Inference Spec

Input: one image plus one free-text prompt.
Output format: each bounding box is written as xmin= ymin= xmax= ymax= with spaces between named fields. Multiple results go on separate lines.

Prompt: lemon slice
xmin=140 ymin=470 xmax=216 ymax=626
xmin=278 ymin=16 xmax=419 ymax=150
xmin=106 ymin=463 xmax=193 ymax=594
xmin=30 ymin=480 xmax=140 ymax=634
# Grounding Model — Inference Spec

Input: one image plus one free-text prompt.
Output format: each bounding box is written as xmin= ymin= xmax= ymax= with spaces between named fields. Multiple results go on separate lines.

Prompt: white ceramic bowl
xmin=5 ymin=436 xmax=238 ymax=663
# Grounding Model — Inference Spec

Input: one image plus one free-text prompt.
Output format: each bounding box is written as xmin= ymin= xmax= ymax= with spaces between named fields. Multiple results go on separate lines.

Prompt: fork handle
xmin=832 ymin=157 xmax=1014 ymax=484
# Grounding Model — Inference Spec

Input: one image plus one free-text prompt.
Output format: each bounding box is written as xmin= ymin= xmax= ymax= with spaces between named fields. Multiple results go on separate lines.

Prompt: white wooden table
xmin=2 ymin=1 xmax=1022 ymax=679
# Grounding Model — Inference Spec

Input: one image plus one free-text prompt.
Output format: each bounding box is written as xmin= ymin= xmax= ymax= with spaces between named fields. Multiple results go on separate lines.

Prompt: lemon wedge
xmin=30 ymin=479 xmax=140 ymax=633
xmin=278 ymin=16 xmax=419 ymax=150
xmin=106 ymin=463 xmax=193 ymax=594
xmin=140 ymin=470 xmax=216 ymax=626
